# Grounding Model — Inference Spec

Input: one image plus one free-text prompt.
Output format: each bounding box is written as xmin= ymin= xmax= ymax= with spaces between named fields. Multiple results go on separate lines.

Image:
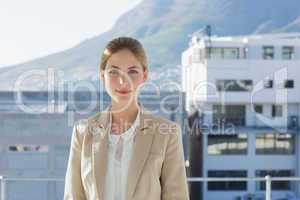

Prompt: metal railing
xmin=0 ymin=176 xmax=64 ymax=200
xmin=187 ymin=176 xmax=300 ymax=200
xmin=1 ymin=175 xmax=300 ymax=200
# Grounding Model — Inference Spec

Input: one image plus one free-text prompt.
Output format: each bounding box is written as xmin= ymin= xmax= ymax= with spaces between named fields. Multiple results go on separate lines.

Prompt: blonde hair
xmin=99 ymin=37 xmax=148 ymax=71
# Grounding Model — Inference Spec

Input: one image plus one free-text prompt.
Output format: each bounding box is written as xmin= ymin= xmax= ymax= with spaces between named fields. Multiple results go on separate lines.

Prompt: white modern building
xmin=182 ymin=32 xmax=300 ymax=200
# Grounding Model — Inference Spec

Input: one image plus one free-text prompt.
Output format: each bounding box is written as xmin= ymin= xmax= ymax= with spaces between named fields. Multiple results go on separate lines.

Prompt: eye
xmin=128 ymin=70 xmax=139 ymax=74
xmin=109 ymin=69 xmax=120 ymax=76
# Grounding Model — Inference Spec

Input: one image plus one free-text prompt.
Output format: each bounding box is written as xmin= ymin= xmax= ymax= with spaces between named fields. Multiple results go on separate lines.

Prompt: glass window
xmin=256 ymin=133 xmax=294 ymax=155
xmin=282 ymin=46 xmax=294 ymax=60
xmin=264 ymin=79 xmax=273 ymax=88
xmin=284 ymin=80 xmax=294 ymax=88
xmin=208 ymin=170 xmax=247 ymax=191
xmin=208 ymin=47 xmax=239 ymax=59
xmin=223 ymin=48 xmax=239 ymax=59
xmin=209 ymin=48 xmax=223 ymax=59
xmin=256 ymin=170 xmax=294 ymax=190
xmin=213 ymin=105 xmax=246 ymax=126
xmin=272 ymin=105 xmax=283 ymax=117
xmin=263 ymin=46 xmax=274 ymax=60
xmin=216 ymin=80 xmax=253 ymax=92
xmin=254 ymin=104 xmax=263 ymax=114
xmin=8 ymin=144 xmax=49 ymax=153
xmin=242 ymin=47 xmax=248 ymax=59
xmin=208 ymin=134 xmax=248 ymax=155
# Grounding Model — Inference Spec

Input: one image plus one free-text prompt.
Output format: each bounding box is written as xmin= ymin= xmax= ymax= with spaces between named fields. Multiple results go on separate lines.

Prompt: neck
xmin=110 ymin=101 xmax=140 ymax=134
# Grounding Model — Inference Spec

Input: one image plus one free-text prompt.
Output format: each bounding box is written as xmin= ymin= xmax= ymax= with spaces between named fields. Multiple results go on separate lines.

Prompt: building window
xmin=282 ymin=46 xmax=294 ymax=60
xmin=284 ymin=80 xmax=294 ymax=88
xmin=208 ymin=170 xmax=247 ymax=191
xmin=208 ymin=47 xmax=239 ymax=59
xmin=242 ymin=47 xmax=248 ymax=59
xmin=256 ymin=170 xmax=294 ymax=190
xmin=216 ymin=80 xmax=253 ymax=92
xmin=213 ymin=105 xmax=246 ymax=126
xmin=209 ymin=48 xmax=223 ymax=59
xmin=264 ymin=79 xmax=273 ymax=88
xmin=263 ymin=46 xmax=274 ymax=60
xmin=256 ymin=133 xmax=294 ymax=155
xmin=208 ymin=134 xmax=248 ymax=155
xmin=223 ymin=48 xmax=240 ymax=59
xmin=8 ymin=144 xmax=49 ymax=152
xmin=254 ymin=104 xmax=263 ymax=114
xmin=272 ymin=104 xmax=283 ymax=117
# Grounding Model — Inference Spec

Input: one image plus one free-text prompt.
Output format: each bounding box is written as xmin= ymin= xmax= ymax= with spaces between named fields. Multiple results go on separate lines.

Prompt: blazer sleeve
xmin=160 ymin=123 xmax=190 ymax=200
xmin=64 ymin=121 xmax=87 ymax=200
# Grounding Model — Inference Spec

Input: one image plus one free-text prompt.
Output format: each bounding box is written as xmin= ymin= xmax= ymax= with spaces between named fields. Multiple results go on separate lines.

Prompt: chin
xmin=114 ymin=94 xmax=132 ymax=102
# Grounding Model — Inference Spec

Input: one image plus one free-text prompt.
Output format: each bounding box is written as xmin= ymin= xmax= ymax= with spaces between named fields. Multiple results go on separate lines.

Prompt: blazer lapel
xmin=91 ymin=105 xmax=111 ymax=200
xmin=126 ymin=106 xmax=155 ymax=200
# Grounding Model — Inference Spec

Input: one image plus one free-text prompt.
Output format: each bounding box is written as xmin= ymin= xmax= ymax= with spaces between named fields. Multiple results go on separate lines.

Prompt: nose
xmin=118 ymin=75 xmax=130 ymax=87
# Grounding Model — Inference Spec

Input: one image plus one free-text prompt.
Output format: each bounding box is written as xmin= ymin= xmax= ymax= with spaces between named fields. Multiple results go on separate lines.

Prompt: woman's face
xmin=101 ymin=49 xmax=148 ymax=107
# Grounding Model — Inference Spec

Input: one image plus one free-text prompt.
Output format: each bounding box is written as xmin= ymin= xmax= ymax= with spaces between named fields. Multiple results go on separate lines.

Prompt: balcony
xmin=1 ymin=175 xmax=300 ymax=200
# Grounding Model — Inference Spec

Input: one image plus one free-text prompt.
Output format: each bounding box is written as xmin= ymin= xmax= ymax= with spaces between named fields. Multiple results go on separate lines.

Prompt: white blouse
xmin=104 ymin=108 xmax=140 ymax=200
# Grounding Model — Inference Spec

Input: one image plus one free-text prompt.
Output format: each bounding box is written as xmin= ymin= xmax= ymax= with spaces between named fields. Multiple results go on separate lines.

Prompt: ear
xmin=143 ymin=68 xmax=148 ymax=82
xmin=100 ymin=70 xmax=105 ymax=81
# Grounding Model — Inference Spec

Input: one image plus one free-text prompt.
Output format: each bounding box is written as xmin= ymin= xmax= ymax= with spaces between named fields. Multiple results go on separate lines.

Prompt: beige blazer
xmin=64 ymin=104 xmax=190 ymax=200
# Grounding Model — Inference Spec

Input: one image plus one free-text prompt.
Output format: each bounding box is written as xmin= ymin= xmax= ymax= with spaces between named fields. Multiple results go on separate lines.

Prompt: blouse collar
xmin=108 ymin=105 xmax=141 ymax=145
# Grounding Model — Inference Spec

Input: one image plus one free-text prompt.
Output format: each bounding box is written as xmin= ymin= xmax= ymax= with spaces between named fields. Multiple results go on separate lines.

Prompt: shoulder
xmin=86 ymin=112 xmax=102 ymax=128
xmin=72 ymin=112 xmax=102 ymax=137
xmin=145 ymin=113 xmax=181 ymax=137
xmin=74 ymin=119 xmax=89 ymax=133
xmin=151 ymin=115 xmax=180 ymax=128
xmin=141 ymin=106 xmax=178 ymax=127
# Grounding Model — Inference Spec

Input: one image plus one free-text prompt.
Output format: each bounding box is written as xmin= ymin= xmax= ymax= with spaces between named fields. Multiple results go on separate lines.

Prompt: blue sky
xmin=0 ymin=0 xmax=142 ymax=68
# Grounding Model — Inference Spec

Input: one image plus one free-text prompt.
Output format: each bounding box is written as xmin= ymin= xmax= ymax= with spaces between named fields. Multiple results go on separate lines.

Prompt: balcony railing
xmin=1 ymin=175 xmax=300 ymax=200
xmin=0 ymin=176 xmax=64 ymax=200
xmin=188 ymin=176 xmax=300 ymax=200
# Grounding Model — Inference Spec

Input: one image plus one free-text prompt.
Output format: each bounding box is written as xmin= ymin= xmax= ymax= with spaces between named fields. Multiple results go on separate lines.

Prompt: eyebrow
xmin=109 ymin=65 xmax=139 ymax=70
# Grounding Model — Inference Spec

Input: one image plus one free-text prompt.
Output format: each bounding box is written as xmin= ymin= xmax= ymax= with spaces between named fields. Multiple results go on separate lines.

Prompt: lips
xmin=115 ymin=90 xmax=131 ymax=94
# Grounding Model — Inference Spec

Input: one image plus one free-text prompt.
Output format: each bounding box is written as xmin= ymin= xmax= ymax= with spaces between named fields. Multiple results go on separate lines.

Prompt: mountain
xmin=1 ymin=0 xmax=300 ymax=90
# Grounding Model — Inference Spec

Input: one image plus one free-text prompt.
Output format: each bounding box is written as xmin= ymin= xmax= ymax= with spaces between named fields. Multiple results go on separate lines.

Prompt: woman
xmin=64 ymin=37 xmax=189 ymax=200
